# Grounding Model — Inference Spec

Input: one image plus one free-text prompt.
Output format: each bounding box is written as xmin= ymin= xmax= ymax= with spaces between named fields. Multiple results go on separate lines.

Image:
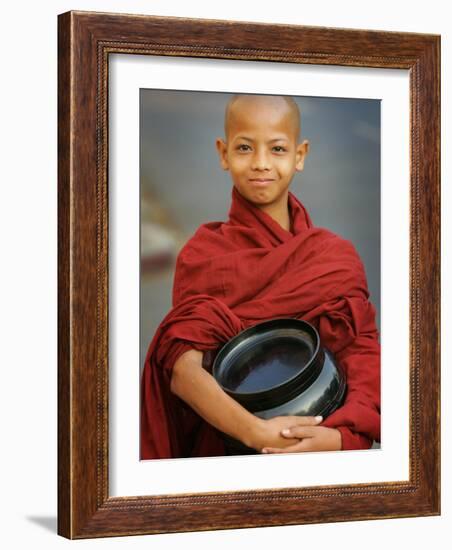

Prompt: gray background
xmin=140 ymin=90 xmax=381 ymax=367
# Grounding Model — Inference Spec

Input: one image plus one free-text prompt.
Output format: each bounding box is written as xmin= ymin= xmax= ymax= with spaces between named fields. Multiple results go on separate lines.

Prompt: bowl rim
xmin=212 ymin=317 xmax=322 ymax=398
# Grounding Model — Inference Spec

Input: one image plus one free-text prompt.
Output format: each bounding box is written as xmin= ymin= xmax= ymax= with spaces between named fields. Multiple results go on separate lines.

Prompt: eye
xmin=236 ymin=143 xmax=251 ymax=152
xmin=272 ymin=145 xmax=287 ymax=153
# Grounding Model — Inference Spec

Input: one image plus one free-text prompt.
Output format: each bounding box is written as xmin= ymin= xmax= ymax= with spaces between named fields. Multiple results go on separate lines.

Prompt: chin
xmin=235 ymin=186 xmax=277 ymax=206
xmin=243 ymin=188 xmax=273 ymax=202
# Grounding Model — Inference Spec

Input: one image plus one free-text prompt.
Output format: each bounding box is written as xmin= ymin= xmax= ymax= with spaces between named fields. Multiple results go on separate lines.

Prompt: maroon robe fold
xmin=140 ymin=187 xmax=380 ymax=459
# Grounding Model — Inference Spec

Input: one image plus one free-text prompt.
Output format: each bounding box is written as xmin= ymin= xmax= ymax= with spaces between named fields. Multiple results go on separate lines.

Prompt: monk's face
xmin=216 ymin=96 xmax=309 ymax=211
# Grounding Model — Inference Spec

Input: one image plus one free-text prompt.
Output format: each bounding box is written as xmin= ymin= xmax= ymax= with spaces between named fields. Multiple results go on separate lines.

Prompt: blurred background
xmin=140 ymin=90 xmax=381 ymax=368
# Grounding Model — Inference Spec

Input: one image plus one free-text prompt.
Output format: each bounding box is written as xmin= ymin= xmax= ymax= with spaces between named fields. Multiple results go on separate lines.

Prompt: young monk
xmin=140 ymin=94 xmax=380 ymax=459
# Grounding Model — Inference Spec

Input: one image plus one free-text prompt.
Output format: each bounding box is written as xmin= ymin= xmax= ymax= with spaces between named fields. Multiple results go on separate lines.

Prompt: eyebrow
xmin=234 ymin=136 xmax=290 ymax=143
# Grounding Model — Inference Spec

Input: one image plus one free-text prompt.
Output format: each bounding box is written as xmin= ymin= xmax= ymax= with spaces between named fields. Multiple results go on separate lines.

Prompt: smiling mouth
xmin=249 ymin=178 xmax=275 ymax=185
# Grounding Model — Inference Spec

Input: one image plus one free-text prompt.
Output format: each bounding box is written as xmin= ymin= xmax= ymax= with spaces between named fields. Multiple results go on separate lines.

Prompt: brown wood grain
xmin=57 ymin=10 xmax=71 ymax=539
xmin=57 ymin=10 xmax=440 ymax=539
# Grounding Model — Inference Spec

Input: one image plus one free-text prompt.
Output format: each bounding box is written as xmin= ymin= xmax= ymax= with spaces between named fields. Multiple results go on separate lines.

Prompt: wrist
xmin=332 ymin=427 xmax=343 ymax=450
xmin=241 ymin=416 xmax=266 ymax=451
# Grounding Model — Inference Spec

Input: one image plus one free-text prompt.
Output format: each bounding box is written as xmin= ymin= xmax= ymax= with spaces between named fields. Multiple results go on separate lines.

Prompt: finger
xmin=263 ymin=438 xmax=316 ymax=454
xmin=281 ymin=426 xmax=319 ymax=439
xmin=262 ymin=442 xmax=305 ymax=454
xmin=261 ymin=447 xmax=288 ymax=454
xmin=288 ymin=415 xmax=323 ymax=427
xmin=292 ymin=438 xmax=315 ymax=452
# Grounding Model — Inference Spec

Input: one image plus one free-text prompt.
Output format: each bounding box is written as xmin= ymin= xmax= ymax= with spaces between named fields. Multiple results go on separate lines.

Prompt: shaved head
xmin=224 ymin=94 xmax=301 ymax=141
xmin=215 ymin=93 xmax=310 ymax=225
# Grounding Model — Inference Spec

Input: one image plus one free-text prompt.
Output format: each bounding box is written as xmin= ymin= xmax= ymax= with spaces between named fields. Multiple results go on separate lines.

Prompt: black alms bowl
xmin=212 ymin=318 xmax=346 ymax=454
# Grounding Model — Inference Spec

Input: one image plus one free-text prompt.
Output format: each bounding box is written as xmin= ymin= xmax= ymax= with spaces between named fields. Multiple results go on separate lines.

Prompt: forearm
xmin=170 ymin=349 xmax=264 ymax=449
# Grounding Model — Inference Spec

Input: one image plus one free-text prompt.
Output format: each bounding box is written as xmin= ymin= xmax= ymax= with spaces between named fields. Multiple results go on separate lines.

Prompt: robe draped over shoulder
xmin=140 ymin=187 xmax=380 ymax=459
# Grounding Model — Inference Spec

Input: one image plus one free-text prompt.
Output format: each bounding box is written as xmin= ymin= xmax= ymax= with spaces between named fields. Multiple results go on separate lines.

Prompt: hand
xmin=262 ymin=426 xmax=342 ymax=454
xmin=250 ymin=415 xmax=323 ymax=452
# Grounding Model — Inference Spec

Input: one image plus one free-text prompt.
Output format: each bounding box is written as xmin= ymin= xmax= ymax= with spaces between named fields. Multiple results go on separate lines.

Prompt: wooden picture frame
xmin=57 ymin=10 xmax=440 ymax=539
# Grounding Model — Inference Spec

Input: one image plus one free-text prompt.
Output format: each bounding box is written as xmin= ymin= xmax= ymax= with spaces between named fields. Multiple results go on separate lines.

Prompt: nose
xmin=251 ymin=147 xmax=271 ymax=171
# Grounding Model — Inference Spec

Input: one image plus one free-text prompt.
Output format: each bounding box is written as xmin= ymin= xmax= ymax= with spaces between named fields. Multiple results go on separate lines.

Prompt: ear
xmin=295 ymin=139 xmax=310 ymax=172
xmin=215 ymin=138 xmax=229 ymax=170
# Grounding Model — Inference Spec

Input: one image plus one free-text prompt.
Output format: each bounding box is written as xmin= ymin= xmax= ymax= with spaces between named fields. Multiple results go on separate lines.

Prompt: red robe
xmin=140 ymin=187 xmax=381 ymax=459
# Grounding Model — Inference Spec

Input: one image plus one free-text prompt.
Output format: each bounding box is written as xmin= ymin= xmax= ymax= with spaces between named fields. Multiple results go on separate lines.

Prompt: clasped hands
xmin=253 ymin=415 xmax=342 ymax=454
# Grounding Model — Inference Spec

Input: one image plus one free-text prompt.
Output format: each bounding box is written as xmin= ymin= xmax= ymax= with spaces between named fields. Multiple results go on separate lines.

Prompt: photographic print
xmin=139 ymin=90 xmax=381 ymax=460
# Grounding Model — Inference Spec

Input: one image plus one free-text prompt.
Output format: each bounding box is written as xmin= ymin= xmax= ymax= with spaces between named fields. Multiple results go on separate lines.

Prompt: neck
xmin=257 ymin=198 xmax=291 ymax=232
